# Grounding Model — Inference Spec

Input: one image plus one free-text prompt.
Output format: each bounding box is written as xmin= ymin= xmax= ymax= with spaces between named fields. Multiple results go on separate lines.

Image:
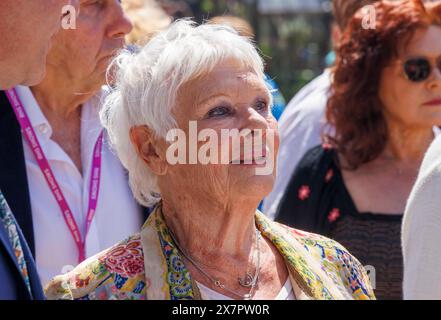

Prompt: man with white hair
xmin=0 ymin=0 xmax=79 ymax=300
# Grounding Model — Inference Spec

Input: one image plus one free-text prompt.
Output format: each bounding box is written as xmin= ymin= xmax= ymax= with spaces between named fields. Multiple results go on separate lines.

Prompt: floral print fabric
xmin=45 ymin=203 xmax=375 ymax=300
xmin=0 ymin=190 xmax=31 ymax=294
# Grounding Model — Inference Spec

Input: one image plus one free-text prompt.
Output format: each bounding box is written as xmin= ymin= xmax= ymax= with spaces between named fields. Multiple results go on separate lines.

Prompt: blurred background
xmin=156 ymin=0 xmax=333 ymax=100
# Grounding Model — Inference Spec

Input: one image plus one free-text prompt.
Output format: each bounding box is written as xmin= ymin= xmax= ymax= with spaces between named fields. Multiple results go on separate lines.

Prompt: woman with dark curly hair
xmin=275 ymin=0 xmax=441 ymax=300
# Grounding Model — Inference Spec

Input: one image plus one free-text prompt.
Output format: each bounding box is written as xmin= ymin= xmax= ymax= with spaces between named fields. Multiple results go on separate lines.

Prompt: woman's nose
xmin=240 ymin=107 xmax=273 ymax=131
xmin=427 ymin=67 xmax=441 ymax=91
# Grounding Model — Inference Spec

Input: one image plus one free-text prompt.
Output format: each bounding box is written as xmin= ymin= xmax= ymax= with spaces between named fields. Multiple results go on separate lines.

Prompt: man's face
xmin=0 ymin=0 xmax=79 ymax=89
xmin=45 ymin=0 xmax=132 ymax=94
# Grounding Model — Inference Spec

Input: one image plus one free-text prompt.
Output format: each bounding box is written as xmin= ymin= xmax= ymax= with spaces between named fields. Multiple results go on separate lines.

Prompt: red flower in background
xmin=322 ymin=143 xmax=333 ymax=150
xmin=325 ymin=169 xmax=334 ymax=182
xmin=298 ymin=185 xmax=311 ymax=201
xmin=328 ymin=208 xmax=341 ymax=223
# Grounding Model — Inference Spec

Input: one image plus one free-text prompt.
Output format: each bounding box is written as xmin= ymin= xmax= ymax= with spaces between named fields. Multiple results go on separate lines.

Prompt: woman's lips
xmin=230 ymin=156 xmax=267 ymax=165
xmin=229 ymin=146 xmax=268 ymax=165
xmin=423 ymin=98 xmax=441 ymax=106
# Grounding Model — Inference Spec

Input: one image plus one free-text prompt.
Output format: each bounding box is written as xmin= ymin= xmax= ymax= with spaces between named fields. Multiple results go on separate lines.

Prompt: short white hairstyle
xmin=100 ymin=19 xmax=267 ymax=207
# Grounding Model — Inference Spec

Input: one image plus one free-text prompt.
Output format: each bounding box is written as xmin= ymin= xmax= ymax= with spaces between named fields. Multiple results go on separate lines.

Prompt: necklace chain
xmin=168 ymin=226 xmax=262 ymax=300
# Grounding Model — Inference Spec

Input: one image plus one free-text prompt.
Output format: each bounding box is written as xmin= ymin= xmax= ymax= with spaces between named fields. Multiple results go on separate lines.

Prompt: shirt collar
xmin=14 ymin=86 xmax=108 ymax=142
xmin=15 ymin=85 xmax=53 ymax=140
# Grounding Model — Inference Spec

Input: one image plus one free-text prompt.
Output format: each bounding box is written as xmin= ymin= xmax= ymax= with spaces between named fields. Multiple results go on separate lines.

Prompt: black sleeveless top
xmin=275 ymin=145 xmax=403 ymax=300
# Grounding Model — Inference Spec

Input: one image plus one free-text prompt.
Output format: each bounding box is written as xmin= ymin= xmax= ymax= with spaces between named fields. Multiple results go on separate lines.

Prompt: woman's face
xmin=163 ymin=59 xmax=279 ymax=205
xmin=379 ymin=25 xmax=441 ymax=129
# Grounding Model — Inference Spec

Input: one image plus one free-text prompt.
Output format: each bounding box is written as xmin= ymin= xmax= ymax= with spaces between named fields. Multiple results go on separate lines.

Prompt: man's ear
xmin=129 ymin=126 xmax=168 ymax=176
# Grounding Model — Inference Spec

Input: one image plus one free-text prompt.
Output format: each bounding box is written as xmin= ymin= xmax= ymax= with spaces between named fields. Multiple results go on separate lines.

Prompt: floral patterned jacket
xmin=45 ymin=204 xmax=375 ymax=300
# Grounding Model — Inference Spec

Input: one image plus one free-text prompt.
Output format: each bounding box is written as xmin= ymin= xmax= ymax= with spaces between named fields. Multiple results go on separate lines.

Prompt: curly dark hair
xmin=332 ymin=0 xmax=379 ymax=30
xmin=325 ymin=0 xmax=441 ymax=170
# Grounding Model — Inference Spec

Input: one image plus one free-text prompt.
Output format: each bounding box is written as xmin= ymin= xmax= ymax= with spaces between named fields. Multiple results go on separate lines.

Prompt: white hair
xmin=100 ymin=19 xmax=267 ymax=207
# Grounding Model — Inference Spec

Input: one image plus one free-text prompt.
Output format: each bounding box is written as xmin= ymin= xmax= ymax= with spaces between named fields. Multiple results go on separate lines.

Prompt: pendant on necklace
xmin=238 ymin=272 xmax=256 ymax=288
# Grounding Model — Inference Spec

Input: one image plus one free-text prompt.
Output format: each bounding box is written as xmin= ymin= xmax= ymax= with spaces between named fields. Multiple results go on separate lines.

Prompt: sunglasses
xmin=403 ymin=57 xmax=441 ymax=82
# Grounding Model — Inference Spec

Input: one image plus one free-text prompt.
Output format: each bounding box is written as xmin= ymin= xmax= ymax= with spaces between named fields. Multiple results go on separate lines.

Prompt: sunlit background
xmin=157 ymin=0 xmax=333 ymax=100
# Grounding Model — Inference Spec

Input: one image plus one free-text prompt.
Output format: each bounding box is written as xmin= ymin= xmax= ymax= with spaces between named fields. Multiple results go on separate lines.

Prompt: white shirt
xmin=402 ymin=135 xmax=441 ymax=299
xmin=196 ymin=277 xmax=296 ymax=300
xmin=263 ymin=70 xmax=332 ymax=220
xmin=15 ymin=86 xmax=144 ymax=286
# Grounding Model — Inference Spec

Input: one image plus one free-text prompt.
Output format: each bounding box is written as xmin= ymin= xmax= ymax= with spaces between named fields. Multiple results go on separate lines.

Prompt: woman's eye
xmin=206 ymin=106 xmax=232 ymax=118
xmin=254 ymin=100 xmax=268 ymax=112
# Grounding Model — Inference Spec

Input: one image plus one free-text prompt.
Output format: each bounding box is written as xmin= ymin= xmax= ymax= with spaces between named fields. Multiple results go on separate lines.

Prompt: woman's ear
xmin=129 ymin=126 xmax=168 ymax=176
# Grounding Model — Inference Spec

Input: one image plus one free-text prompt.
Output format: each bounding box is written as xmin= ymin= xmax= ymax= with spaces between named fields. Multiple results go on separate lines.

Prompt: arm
xmin=402 ymin=162 xmax=441 ymax=299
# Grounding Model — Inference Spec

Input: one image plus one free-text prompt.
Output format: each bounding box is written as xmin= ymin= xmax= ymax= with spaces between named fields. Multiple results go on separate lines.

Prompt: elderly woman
xmin=0 ymin=0 xmax=146 ymax=286
xmin=45 ymin=20 xmax=374 ymax=300
xmin=275 ymin=0 xmax=441 ymax=300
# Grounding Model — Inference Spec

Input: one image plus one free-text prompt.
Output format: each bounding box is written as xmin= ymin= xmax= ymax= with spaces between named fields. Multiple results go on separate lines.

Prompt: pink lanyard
xmin=5 ymin=88 xmax=104 ymax=263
